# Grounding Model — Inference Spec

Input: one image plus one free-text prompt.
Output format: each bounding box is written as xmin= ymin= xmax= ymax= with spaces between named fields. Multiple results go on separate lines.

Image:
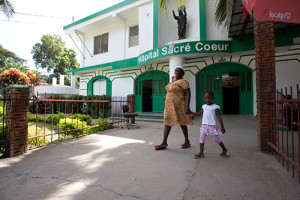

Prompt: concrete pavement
xmin=0 ymin=115 xmax=299 ymax=200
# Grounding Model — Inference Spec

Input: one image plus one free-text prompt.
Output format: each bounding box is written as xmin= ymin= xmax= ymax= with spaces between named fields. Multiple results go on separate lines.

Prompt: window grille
xmin=94 ymin=33 xmax=108 ymax=55
xmin=129 ymin=25 xmax=139 ymax=47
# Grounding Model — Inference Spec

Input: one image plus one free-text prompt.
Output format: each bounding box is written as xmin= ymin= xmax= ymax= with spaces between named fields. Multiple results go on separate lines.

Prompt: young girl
xmin=191 ymin=92 xmax=229 ymax=159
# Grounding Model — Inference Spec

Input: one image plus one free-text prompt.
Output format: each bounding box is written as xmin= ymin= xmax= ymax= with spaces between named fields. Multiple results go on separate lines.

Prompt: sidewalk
xmin=0 ymin=115 xmax=299 ymax=200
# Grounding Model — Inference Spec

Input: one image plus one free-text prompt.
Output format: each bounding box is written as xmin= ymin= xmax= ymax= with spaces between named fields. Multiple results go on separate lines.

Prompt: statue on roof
xmin=173 ymin=6 xmax=187 ymax=40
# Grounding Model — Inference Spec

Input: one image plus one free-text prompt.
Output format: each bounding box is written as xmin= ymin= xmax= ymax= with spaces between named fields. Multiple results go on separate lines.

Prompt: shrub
xmin=0 ymin=124 xmax=6 ymax=157
xmin=46 ymin=112 xmax=65 ymax=125
xmin=0 ymin=102 xmax=5 ymax=119
xmin=58 ymin=118 xmax=89 ymax=137
xmin=28 ymin=112 xmax=45 ymax=123
xmin=28 ymin=125 xmax=49 ymax=149
xmin=0 ymin=68 xmax=41 ymax=87
xmin=90 ymin=118 xmax=113 ymax=133
xmin=68 ymin=114 xmax=91 ymax=125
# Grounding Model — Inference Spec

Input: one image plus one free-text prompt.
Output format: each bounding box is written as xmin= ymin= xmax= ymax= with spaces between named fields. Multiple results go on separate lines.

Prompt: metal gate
xmin=267 ymin=85 xmax=300 ymax=183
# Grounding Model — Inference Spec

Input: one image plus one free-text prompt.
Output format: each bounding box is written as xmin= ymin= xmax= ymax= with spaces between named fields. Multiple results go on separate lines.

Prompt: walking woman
xmin=155 ymin=66 xmax=193 ymax=150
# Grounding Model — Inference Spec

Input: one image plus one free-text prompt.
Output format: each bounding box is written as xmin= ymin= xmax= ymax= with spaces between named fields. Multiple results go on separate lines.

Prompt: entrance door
xmin=196 ymin=73 xmax=222 ymax=113
xmin=142 ymin=80 xmax=152 ymax=112
xmin=196 ymin=62 xmax=253 ymax=115
xmin=222 ymin=73 xmax=239 ymax=114
xmin=135 ymin=71 xmax=169 ymax=112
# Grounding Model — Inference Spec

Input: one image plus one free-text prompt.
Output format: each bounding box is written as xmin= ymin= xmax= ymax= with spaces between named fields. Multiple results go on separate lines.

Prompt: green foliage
xmin=0 ymin=102 xmax=5 ymax=119
xmin=0 ymin=124 xmax=6 ymax=157
xmin=69 ymin=114 xmax=92 ymax=125
xmin=59 ymin=118 xmax=89 ymax=136
xmin=90 ymin=118 xmax=113 ymax=133
xmin=31 ymin=34 xmax=79 ymax=79
xmin=46 ymin=112 xmax=65 ymax=125
xmin=0 ymin=45 xmax=27 ymax=73
xmin=214 ymin=0 xmax=234 ymax=30
xmin=28 ymin=125 xmax=49 ymax=149
xmin=28 ymin=112 xmax=45 ymax=123
xmin=0 ymin=0 xmax=15 ymax=18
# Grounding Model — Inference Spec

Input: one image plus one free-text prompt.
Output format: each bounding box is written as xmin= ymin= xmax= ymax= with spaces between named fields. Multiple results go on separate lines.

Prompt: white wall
xmin=83 ymin=24 xmax=125 ymax=67
xmin=125 ymin=17 xmax=140 ymax=58
xmin=206 ymin=0 xmax=230 ymax=41
xmin=112 ymin=77 xmax=134 ymax=97
xmin=158 ymin=0 xmax=200 ymax=46
xmin=139 ymin=3 xmax=153 ymax=54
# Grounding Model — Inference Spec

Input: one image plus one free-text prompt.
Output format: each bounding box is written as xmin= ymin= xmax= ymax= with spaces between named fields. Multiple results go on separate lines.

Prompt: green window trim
xmin=87 ymin=75 xmax=112 ymax=96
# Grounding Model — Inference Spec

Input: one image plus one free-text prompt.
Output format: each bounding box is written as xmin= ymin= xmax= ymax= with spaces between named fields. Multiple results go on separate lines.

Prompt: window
xmin=129 ymin=25 xmax=139 ymax=47
xmin=94 ymin=33 xmax=108 ymax=55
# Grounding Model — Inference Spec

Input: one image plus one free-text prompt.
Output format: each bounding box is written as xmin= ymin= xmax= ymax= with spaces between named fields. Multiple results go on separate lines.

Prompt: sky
xmin=0 ymin=0 xmax=123 ymax=73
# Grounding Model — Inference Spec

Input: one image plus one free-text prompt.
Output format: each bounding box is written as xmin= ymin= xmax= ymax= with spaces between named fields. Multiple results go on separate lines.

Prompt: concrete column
xmin=71 ymin=75 xmax=76 ymax=88
xmin=169 ymin=56 xmax=184 ymax=82
xmin=59 ymin=75 xmax=64 ymax=86
xmin=5 ymin=85 xmax=29 ymax=157
xmin=52 ymin=77 xmax=57 ymax=85
xmin=254 ymin=19 xmax=276 ymax=152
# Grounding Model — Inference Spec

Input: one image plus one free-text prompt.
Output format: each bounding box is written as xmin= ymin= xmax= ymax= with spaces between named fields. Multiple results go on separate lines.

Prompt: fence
xmin=0 ymin=92 xmax=7 ymax=157
xmin=267 ymin=85 xmax=300 ymax=183
xmin=27 ymin=94 xmax=129 ymax=149
xmin=1 ymin=85 xmax=135 ymax=158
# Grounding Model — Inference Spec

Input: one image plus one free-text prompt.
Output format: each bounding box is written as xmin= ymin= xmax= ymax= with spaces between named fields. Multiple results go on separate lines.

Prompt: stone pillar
xmin=127 ymin=95 xmax=135 ymax=123
xmin=5 ymin=85 xmax=29 ymax=157
xmin=254 ymin=20 xmax=276 ymax=152
xmin=169 ymin=56 xmax=184 ymax=82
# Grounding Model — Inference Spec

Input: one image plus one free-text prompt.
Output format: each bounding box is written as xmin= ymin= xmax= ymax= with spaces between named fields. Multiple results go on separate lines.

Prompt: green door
xmin=135 ymin=80 xmax=142 ymax=112
xmin=239 ymin=71 xmax=253 ymax=115
xmin=196 ymin=73 xmax=222 ymax=113
xmin=135 ymin=71 xmax=169 ymax=113
xmin=196 ymin=62 xmax=253 ymax=115
xmin=152 ymin=76 xmax=169 ymax=112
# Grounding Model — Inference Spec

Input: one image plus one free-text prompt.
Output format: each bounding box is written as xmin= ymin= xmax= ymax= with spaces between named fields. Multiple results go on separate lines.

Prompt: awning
xmin=242 ymin=0 xmax=300 ymax=23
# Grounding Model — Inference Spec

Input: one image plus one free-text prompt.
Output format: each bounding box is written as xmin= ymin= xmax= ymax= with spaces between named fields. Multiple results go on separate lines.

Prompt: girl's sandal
xmin=193 ymin=154 xmax=205 ymax=159
xmin=219 ymin=154 xmax=230 ymax=158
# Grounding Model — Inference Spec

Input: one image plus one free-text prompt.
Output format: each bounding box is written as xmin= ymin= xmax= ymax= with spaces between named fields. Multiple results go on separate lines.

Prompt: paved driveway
xmin=0 ymin=115 xmax=299 ymax=200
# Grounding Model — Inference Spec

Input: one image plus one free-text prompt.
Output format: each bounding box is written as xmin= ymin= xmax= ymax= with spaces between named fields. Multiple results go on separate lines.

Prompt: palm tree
xmin=0 ymin=0 xmax=15 ymax=18
xmin=159 ymin=0 xmax=233 ymax=30
xmin=159 ymin=0 xmax=185 ymax=16
xmin=214 ymin=0 xmax=234 ymax=30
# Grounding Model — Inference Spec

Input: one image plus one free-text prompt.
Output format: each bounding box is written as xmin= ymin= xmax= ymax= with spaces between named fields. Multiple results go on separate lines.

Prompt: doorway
xmin=142 ymin=80 xmax=153 ymax=112
xmin=196 ymin=62 xmax=253 ymax=115
xmin=222 ymin=72 xmax=239 ymax=114
xmin=135 ymin=70 xmax=169 ymax=112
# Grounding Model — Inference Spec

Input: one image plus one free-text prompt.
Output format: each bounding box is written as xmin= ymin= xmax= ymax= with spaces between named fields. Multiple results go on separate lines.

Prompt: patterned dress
xmin=163 ymin=78 xmax=193 ymax=126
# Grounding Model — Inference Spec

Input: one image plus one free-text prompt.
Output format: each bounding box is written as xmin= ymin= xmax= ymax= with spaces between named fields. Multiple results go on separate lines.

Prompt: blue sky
xmin=0 ymin=0 xmax=122 ymax=73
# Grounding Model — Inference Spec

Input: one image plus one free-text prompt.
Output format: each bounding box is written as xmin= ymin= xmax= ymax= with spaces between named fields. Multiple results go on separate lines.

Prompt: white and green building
xmin=63 ymin=0 xmax=300 ymax=115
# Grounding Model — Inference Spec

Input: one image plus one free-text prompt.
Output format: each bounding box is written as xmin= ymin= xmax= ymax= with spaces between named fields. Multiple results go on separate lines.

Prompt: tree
xmin=0 ymin=0 xmax=14 ymax=18
xmin=31 ymin=34 xmax=79 ymax=80
xmin=0 ymin=68 xmax=41 ymax=88
xmin=0 ymin=45 xmax=27 ymax=73
xmin=214 ymin=0 xmax=234 ymax=30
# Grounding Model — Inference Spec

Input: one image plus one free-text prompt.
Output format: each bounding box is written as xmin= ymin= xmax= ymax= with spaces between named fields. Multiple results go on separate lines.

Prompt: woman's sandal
xmin=181 ymin=143 xmax=191 ymax=149
xmin=154 ymin=145 xmax=168 ymax=150
xmin=193 ymin=154 xmax=205 ymax=159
